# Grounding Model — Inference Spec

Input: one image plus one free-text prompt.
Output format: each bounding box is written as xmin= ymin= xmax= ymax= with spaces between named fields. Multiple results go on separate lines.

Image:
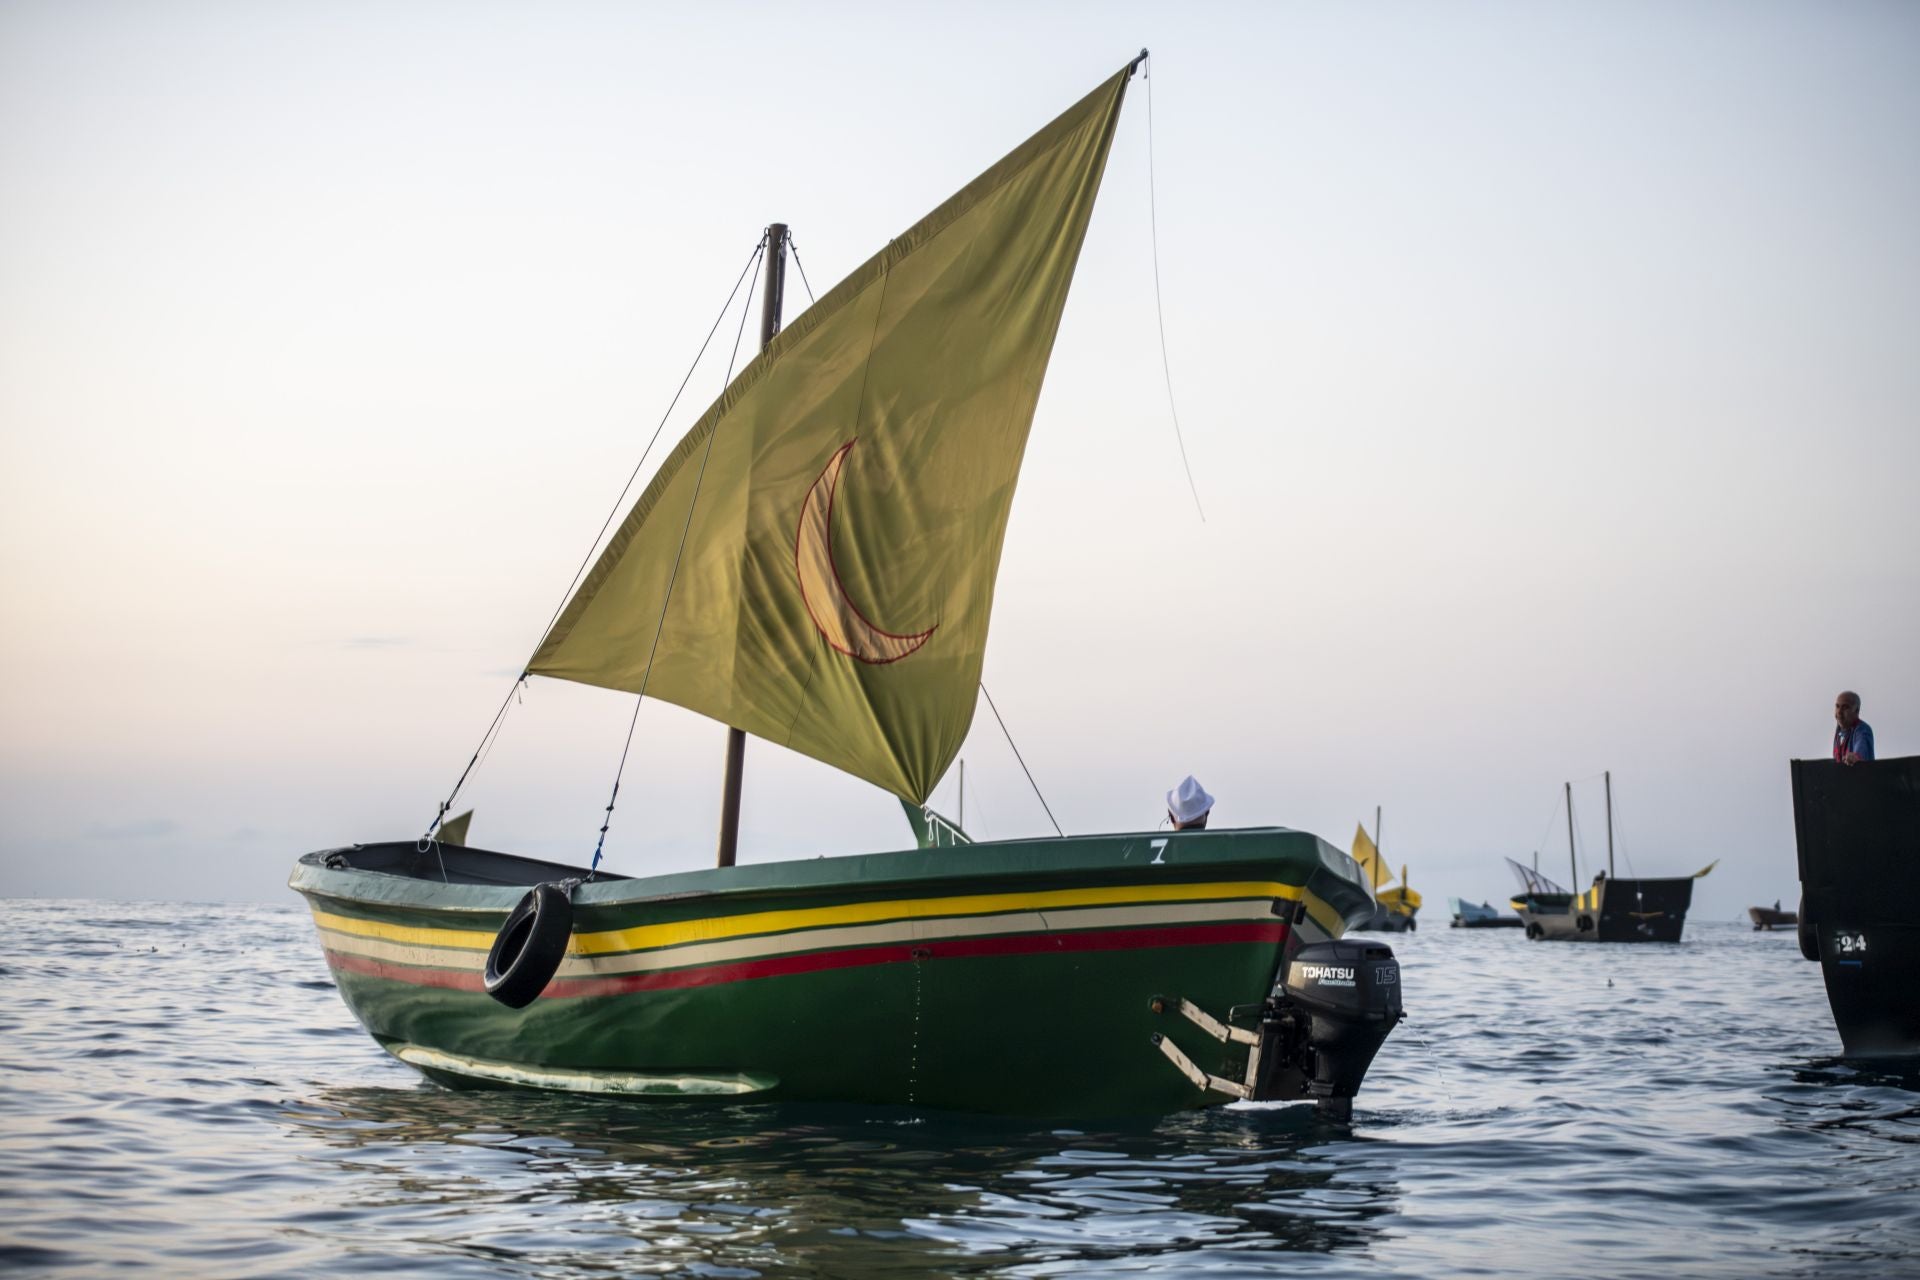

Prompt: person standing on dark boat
xmin=1833 ymin=691 xmax=1875 ymax=766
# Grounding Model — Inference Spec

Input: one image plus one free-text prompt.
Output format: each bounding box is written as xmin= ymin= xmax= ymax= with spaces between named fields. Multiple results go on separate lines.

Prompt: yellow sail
xmin=1379 ymin=883 xmax=1423 ymax=913
xmin=526 ymin=64 xmax=1136 ymax=803
xmin=1350 ymin=824 xmax=1390 ymax=891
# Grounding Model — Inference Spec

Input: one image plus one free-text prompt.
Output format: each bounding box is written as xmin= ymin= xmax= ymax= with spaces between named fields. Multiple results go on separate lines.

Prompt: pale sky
xmin=2 ymin=1 xmax=1915 ymax=913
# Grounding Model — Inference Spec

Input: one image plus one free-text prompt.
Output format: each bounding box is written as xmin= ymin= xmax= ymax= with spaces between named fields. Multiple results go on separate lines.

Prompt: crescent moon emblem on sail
xmin=795 ymin=440 xmax=937 ymax=664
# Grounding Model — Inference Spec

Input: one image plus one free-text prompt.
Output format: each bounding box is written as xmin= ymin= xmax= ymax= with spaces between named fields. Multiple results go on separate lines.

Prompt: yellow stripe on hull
xmin=312 ymin=879 xmax=1303 ymax=957
xmin=317 ymin=897 xmax=1287 ymax=977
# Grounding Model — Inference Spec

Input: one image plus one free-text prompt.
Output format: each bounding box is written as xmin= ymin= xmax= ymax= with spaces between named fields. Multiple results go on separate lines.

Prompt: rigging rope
xmin=979 ymin=682 xmax=1064 ymax=838
xmin=1569 ymin=793 xmax=1584 ymax=883
xmin=419 ymin=676 xmax=524 ymax=853
xmin=788 ymin=238 xmax=818 ymax=306
xmin=961 ymin=772 xmax=990 ymax=841
xmin=588 ymin=236 xmax=769 ymax=872
xmin=420 ymin=237 xmax=769 ymax=847
xmin=1143 ymin=58 xmax=1205 ymax=524
xmin=1609 ymin=786 xmax=1640 ymax=879
xmin=473 ymin=677 xmax=525 ymax=776
xmin=1531 ymin=793 xmax=1564 ymax=876
xmin=533 ymin=238 xmax=772 ymax=653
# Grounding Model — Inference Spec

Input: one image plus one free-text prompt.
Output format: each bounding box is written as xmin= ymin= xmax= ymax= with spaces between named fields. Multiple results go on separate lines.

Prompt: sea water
xmin=1 ymin=899 xmax=1915 ymax=1278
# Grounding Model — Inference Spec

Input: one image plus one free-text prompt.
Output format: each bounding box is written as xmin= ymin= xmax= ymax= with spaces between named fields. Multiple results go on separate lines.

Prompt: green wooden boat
xmin=292 ymin=829 xmax=1383 ymax=1115
xmin=291 ymin=52 xmax=1401 ymax=1118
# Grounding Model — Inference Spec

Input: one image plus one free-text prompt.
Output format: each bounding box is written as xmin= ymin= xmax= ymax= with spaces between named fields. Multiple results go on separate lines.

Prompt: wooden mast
xmin=716 ymin=223 xmax=788 ymax=869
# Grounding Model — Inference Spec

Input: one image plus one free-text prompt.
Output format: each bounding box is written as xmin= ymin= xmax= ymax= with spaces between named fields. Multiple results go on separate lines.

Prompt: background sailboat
xmin=1510 ymin=773 xmax=1713 ymax=943
xmin=289 ymin=54 xmax=1401 ymax=1118
xmin=1350 ymin=808 xmax=1420 ymax=932
xmin=1450 ymin=897 xmax=1523 ymax=928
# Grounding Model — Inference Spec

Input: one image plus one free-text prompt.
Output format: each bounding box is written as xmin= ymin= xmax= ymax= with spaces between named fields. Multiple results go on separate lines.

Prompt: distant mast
xmin=1375 ymin=805 xmax=1383 ymax=858
xmin=1565 ymin=780 xmax=1577 ymax=888
xmin=1604 ymin=770 xmax=1615 ymax=878
xmin=716 ymin=222 xmax=789 ymax=869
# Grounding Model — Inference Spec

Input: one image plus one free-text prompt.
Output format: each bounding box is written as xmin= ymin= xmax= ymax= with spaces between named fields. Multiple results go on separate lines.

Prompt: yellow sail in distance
xmin=527 ymin=63 xmax=1136 ymax=804
xmin=1350 ymin=825 xmax=1390 ymax=891
xmin=1351 ymin=830 xmax=1419 ymax=913
xmin=1379 ymin=863 xmax=1423 ymax=913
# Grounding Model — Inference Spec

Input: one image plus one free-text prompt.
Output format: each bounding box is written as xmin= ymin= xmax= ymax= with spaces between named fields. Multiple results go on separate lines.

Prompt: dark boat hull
xmin=1513 ymin=875 xmax=1696 ymax=943
xmin=1749 ymin=906 xmax=1798 ymax=930
xmin=1353 ymin=902 xmax=1417 ymax=933
xmin=1790 ymin=756 xmax=1920 ymax=1057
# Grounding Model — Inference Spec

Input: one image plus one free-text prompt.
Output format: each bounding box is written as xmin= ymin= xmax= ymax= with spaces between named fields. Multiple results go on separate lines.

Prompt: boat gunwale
xmin=289 ymin=827 xmax=1376 ymax=932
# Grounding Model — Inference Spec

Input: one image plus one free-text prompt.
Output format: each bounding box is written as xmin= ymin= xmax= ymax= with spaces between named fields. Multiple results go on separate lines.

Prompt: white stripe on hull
xmin=317 ymin=897 xmax=1284 ymax=977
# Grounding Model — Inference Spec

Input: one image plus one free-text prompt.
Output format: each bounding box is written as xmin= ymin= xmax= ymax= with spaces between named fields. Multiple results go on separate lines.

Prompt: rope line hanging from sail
xmin=1568 ymin=793 xmax=1586 ymax=883
xmin=534 ymin=237 xmax=772 ymax=654
xmin=473 ymin=677 xmax=527 ymax=777
xmin=720 ymin=235 xmax=767 ymax=385
xmin=420 ymin=237 xmax=769 ymax=846
xmin=588 ymin=238 xmax=769 ymax=871
xmin=961 ymin=771 xmax=991 ymax=841
xmin=1531 ymin=792 xmax=1564 ymax=871
xmin=788 ymin=238 xmax=818 ymax=306
xmin=979 ymin=682 xmax=1064 ymax=838
xmin=1143 ymin=57 xmax=1205 ymax=524
xmin=420 ymin=677 xmax=525 ymax=850
xmin=1608 ymin=783 xmax=1639 ymax=879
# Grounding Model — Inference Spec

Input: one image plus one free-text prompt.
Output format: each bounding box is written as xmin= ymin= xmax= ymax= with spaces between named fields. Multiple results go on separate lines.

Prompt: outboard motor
xmin=1253 ymin=938 xmax=1403 ymax=1119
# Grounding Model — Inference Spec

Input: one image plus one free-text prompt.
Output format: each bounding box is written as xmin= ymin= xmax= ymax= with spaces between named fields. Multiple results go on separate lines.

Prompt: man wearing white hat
xmin=1166 ymin=776 xmax=1214 ymax=831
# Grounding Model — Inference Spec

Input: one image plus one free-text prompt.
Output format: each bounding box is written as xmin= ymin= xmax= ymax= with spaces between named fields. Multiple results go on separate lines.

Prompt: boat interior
xmin=309 ymin=842 xmax=628 ymax=887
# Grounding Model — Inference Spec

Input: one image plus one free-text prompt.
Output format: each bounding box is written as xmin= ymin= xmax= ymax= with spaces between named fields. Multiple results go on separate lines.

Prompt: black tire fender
xmin=1525 ymin=922 xmax=1543 ymax=940
xmin=485 ymin=882 xmax=574 ymax=1008
xmin=1577 ymin=915 xmax=1594 ymax=932
xmin=1406 ymin=917 xmax=1418 ymax=933
xmin=1797 ymin=896 xmax=1818 ymax=963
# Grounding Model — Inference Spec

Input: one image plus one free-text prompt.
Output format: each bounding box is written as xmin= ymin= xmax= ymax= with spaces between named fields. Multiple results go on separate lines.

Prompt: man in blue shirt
xmin=1833 ymin=691 xmax=1875 ymax=765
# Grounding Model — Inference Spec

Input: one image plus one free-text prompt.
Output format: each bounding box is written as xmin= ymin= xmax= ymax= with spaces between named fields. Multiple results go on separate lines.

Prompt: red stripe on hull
xmin=327 ymin=950 xmax=486 ymax=992
xmin=325 ymin=920 xmax=1288 ymax=1000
